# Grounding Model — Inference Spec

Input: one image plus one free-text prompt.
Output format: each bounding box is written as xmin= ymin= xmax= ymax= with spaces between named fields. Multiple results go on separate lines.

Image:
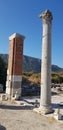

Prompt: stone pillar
xmin=6 ymin=33 xmax=25 ymax=99
xmin=39 ymin=10 xmax=53 ymax=114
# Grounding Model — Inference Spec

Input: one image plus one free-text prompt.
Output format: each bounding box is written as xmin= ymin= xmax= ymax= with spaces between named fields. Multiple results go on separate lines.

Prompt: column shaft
xmin=40 ymin=10 xmax=53 ymax=114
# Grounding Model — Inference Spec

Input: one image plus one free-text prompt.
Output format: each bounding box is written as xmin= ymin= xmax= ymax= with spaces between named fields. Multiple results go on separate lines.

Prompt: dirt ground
xmin=0 ymin=97 xmax=63 ymax=130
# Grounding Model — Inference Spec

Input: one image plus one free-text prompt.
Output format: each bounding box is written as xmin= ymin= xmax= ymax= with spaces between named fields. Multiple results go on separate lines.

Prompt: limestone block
xmin=15 ymin=91 xmax=20 ymax=100
xmin=54 ymin=109 xmax=62 ymax=120
xmin=0 ymin=94 xmax=8 ymax=101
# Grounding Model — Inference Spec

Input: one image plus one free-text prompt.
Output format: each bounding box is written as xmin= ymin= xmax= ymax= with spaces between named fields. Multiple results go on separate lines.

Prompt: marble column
xmin=39 ymin=10 xmax=53 ymax=114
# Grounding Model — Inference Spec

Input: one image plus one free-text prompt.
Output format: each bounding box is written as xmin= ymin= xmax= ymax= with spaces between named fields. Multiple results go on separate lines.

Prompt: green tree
xmin=51 ymin=72 xmax=63 ymax=83
xmin=0 ymin=56 xmax=7 ymax=91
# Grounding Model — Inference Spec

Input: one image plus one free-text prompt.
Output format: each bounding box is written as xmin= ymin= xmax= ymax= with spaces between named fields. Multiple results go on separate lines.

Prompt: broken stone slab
xmin=0 ymin=94 xmax=8 ymax=101
xmin=53 ymin=109 xmax=62 ymax=120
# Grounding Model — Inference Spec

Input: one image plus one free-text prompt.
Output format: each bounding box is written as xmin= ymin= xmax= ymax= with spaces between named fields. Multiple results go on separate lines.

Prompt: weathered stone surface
xmin=6 ymin=33 xmax=25 ymax=99
xmin=39 ymin=10 xmax=53 ymax=23
xmin=38 ymin=10 xmax=53 ymax=114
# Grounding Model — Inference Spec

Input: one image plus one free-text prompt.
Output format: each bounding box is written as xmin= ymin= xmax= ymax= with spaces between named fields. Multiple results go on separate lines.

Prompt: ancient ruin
xmin=6 ymin=33 xmax=25 ymax=99
xmin=34 ymin=10 xmax=53 ymax=114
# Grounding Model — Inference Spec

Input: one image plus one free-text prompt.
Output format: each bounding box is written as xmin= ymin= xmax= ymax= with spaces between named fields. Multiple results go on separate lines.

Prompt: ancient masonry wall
xmin=6 ymin=33 xmax=25 ymax=98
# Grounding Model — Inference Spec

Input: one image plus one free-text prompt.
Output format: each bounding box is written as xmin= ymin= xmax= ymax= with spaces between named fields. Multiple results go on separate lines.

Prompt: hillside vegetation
xmin=22 ymin=72 xmax=63 ymax=85
xmin=0 ymin=55 xmax=63 ymax=92
xmin=0 ymin=56 xmax=7 ymax=91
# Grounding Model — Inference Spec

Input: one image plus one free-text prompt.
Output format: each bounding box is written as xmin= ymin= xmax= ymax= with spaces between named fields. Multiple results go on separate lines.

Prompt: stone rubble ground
xmin=0 ymin=95 xmax=63 ymax=130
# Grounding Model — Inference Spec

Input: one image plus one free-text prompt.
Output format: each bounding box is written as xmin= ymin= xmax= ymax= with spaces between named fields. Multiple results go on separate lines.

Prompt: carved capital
xmin=39 ymin=10 xmax=53 ymax=24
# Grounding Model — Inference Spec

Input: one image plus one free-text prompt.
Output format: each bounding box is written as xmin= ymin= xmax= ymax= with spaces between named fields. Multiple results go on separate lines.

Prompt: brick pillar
xmin=6 ymin=33 xmax=25 ymax=99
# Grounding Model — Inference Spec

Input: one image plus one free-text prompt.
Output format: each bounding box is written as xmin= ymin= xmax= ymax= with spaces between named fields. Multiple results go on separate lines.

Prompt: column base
xmin=34 ymin=105 xmax=54 ymax=115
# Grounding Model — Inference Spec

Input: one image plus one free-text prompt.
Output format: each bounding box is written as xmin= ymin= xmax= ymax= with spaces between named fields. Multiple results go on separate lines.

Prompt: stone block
xmin=0 ymin=94 xmax=8 ymax=101
xmin=53 ymin=109 xmax=62 ymax=120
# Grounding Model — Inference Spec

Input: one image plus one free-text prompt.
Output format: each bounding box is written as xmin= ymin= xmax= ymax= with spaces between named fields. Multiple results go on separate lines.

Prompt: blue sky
xmin=0 ymin=0 xmax=63 ymax=67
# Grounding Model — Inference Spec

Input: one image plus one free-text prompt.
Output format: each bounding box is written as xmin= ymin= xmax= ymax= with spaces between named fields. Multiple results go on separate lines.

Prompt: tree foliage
xmin=51 ymin=72 xmax=63 ymax=83
xmin=0 ymin=56 xmax=7 ymax=91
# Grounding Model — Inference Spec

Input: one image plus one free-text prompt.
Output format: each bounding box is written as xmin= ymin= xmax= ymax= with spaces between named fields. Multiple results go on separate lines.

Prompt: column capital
xmin=39 ymin=10 xmax=53 ymax=23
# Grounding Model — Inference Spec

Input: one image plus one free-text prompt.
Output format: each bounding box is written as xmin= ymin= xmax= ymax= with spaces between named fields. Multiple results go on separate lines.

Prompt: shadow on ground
xmin=0 ymin=125 xmax=6 ymax=130
xmin=51 ymin=91 xmax=57 ymax=96
xmin=0 ymin=104 xmax=34 ymax=110
xmin=23 ymin=99 xmax=39 ymax=106
xmin=52 ymin=103 xmax=63 ymax=109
